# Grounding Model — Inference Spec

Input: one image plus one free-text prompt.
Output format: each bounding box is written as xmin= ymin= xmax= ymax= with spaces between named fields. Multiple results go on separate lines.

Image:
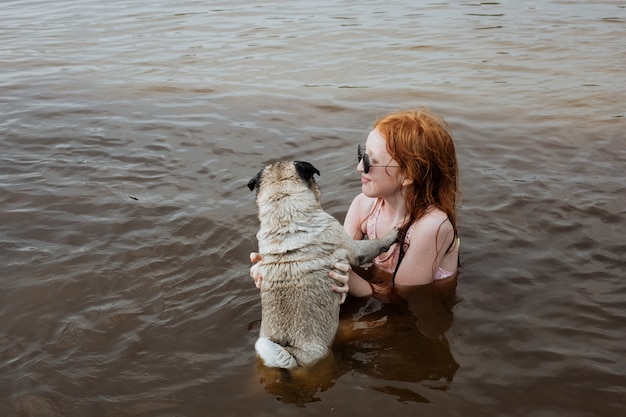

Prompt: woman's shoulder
xmin=410 ymin=207 xmax=453 ymax=235
xmin=344 ymin=194 xmax=378 ymax=238
xmin=350 ymin=193 xmax=377 ymax=216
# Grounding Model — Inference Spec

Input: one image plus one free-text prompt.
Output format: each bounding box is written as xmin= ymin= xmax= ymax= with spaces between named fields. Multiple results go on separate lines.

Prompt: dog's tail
xmin=255 ymin=337 xmax=298 ymax=368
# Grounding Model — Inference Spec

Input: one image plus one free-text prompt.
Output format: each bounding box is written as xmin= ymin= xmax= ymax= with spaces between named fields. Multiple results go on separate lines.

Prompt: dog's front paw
xmin=381 ymin=228 xmax=399 ymax=250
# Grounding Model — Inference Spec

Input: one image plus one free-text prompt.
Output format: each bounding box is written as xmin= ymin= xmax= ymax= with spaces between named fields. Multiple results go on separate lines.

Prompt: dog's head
xmin=248 ymin=161 xmax=321 ymax=202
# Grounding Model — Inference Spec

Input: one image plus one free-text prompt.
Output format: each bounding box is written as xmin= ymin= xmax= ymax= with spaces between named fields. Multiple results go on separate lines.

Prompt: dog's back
xmin=257 ymin=245 xmax=344 ymax=368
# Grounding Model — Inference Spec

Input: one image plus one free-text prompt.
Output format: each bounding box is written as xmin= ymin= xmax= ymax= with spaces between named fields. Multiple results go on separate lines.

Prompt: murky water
xmin=1 ymin=1 xmax=624 ymax=416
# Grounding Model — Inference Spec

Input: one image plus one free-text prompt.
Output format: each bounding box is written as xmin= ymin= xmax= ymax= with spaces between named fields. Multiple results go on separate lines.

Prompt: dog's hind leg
xmin=255 ymin=337 xmax=298 ymax=369
xmin=282 ymin=343 xmax=328 ymax=368
xmin=288 ymin=342 xmax=328 ymax=366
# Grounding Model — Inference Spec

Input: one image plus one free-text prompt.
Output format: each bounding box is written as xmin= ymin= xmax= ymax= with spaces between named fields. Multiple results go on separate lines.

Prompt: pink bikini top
xmin=365 ymin=198 xmax=455 ymax=281
xmin=366 ymin=199 xmax=410 ymax=274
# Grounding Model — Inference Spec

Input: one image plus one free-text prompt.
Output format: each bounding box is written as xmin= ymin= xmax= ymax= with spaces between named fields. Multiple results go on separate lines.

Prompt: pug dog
xmin=248 ymin=160 xmax=398 ymax=368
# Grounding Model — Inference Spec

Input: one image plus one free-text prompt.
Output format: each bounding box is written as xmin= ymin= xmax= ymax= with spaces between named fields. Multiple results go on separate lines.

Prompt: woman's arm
xmin=393 ymin=211 xmax=455 ymax=286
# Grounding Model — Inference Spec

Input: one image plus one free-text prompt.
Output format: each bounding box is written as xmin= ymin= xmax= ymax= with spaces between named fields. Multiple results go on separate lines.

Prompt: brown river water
xmin=1 ymin=1 xmax=624 ymax=416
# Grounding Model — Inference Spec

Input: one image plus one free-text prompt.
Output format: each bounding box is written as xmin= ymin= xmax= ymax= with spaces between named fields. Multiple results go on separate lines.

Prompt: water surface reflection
xmin=256 ymin=276 xmax=459 ymax=406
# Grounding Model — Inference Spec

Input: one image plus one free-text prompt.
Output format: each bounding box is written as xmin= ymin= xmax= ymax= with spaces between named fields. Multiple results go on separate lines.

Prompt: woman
xmin=342 ymin=107 xmax=460 ymax=297
xmin=251 ymin=107 xmax=460 ymax=300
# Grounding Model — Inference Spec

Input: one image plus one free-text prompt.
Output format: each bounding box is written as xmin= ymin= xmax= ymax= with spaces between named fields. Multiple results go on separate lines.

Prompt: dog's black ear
xmin=294 ymin=161 xmax=320 ymax=182
xmin=248 ymin=171 xmax=262 ymax=191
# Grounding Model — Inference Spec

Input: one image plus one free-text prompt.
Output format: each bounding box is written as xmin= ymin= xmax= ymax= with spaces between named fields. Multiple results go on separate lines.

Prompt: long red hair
xmin=374 ymin=107 xmax=460 ymax=256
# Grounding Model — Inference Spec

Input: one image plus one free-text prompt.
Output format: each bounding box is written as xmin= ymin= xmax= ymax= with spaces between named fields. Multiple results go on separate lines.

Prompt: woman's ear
xmin=401 ymin=177 xmax=413 ymax=187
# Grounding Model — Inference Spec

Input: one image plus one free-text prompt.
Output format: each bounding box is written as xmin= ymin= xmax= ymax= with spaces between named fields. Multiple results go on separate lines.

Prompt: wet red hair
xmin=374 ymin=107 xmax=460 ymax=255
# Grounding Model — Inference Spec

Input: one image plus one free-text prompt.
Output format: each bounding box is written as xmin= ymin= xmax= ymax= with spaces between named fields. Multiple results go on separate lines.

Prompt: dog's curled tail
xmin=255 ymin=337 xmax=298 ymax=369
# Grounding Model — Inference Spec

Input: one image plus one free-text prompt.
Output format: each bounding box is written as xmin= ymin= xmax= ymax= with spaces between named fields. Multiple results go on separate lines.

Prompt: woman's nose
xmin=356 ymin=158 xmax=364 ymax=172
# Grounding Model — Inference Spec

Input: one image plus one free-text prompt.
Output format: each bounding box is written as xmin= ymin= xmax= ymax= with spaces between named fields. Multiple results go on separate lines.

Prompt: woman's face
xmin=358 ymin=129 xmax=403 ymax=198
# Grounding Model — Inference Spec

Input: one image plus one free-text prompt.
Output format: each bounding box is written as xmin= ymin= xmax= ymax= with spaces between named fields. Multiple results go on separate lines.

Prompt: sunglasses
xmin=357 ymin=144 xmax=400 ymax=174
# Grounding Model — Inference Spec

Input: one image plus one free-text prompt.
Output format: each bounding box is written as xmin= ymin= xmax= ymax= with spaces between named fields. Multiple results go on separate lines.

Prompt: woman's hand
xmin=249 ymin=252 xmax=263 ymax=289
xmin=330 ymin=262 xmax=351 ymax=304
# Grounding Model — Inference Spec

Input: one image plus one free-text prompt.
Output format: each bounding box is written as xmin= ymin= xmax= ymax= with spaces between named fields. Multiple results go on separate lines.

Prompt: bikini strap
xmin=366 ymin=198 xmax=384 ymax=238
xmin=446 ymin=235 xmax=459 ymax=254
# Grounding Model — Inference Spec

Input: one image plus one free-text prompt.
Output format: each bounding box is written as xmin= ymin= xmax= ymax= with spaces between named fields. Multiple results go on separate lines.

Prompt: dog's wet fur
xmin=248 ymin=161 xmax=397 ymax=368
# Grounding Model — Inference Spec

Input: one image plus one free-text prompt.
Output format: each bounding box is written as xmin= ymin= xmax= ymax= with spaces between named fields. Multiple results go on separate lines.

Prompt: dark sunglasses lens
xmin=357 ymin=144 xmax=370 ymax=173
